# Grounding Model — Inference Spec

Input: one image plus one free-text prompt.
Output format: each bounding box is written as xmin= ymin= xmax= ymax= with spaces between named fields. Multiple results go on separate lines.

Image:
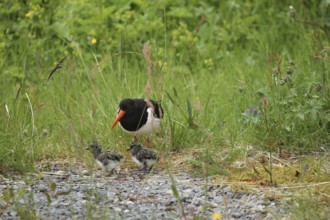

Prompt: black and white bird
xmin=128 ymin=142 xmax=159 ymax=170
xmin=86 ymin=143 xmax=124 ymax=174
xmin=111 ymin=99 xmax=163 ymax=142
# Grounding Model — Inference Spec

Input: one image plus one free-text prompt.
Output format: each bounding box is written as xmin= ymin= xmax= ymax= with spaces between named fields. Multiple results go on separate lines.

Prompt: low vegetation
xmin=0 ymin=0 xmax=329 ymax=218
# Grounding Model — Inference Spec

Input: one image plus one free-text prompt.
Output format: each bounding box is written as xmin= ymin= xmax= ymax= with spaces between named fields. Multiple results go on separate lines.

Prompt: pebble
xmin=0 ymin=170 xmax=288 ymax=219
xmin=223 ymin=185 xmax=231 ymax=193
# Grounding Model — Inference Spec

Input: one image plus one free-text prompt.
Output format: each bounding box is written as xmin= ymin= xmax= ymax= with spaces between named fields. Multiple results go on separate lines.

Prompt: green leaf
xmin=171 ymin=184 xmax=179 ymax=198
xmin=56 ymin=191 xmax=71 ymax=196
xmin=187 ymin=97 xmax=193 ymax=123
xmin=50 ymin=182 xmax=57 ymax=191
xmin=167 ymin=7 xmax=193 ymax=18
xmin=43 ymin=192 xmax=52 ymax=205
xmin=17 ymin=188 xmax=26 ymax=197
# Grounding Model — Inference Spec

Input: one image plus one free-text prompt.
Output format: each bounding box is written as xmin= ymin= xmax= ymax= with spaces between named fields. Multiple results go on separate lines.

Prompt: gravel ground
xmin=0 ymin=168 xmax=288 ymax=220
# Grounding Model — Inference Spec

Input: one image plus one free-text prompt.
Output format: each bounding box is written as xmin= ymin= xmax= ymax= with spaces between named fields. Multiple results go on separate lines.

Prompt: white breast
xmin=132 ymin=156 xmax=143 ymax=166
xmin=120 ymin=108 xmax=161 ymax=136
xmin=96 ymin=159 xmax=121 ymax=171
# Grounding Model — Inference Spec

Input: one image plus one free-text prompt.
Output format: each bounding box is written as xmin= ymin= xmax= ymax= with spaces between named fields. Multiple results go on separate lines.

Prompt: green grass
xmin=0 ymin=0 xmax=329 ymax=218
xmin=1 ymin=0 xmax=329 ymax=173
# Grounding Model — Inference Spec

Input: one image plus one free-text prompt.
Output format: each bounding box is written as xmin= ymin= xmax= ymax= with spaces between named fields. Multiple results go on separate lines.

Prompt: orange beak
xmin=110 ymin=110 xmax=126 ymax=130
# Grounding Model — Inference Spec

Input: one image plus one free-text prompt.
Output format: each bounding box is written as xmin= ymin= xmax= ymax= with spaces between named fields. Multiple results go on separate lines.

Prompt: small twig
xmin=246 ymin=159 xmax=260 ymax=176
xmin=320 ymin=192 xmax=330 ymax=198
xmin=262 ymin=163 xmax=273 ymax=184
xmin=39 ymin=171 xmax=70 ymax=177
xmin=195 ymin=16 xmax=204 ymax=33
xmin=278 ymin=182 xmax=330 ymax=189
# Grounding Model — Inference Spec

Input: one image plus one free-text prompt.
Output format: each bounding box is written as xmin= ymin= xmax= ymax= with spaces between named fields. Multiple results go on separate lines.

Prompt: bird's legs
xmin=132 ymin=136 xmax=150 ymax=147
xmin=144 ymin=137 xmax=151 ymax=148
xmin=143 ymin=162 xmax=148 ymax=170
xmin=102 ymin=168 xmax=116 ymax=176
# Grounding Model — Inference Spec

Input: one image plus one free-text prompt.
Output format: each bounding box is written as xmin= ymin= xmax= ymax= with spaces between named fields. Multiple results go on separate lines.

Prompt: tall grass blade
xmin=25 ymin=93 xmax=35 ymax=133
xmin=47 ymin=56 xmax=68 ymax=81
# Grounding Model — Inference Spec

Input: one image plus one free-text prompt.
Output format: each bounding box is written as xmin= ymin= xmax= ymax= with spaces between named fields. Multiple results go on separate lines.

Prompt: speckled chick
xmin=86 ymin=143 xmax=124 ymax=174
xmin=128 ymin=142 xmax=159 ymax=170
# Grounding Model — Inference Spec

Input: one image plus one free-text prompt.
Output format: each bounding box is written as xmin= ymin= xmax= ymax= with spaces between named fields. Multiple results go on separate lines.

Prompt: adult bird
xmin=110 ymin=98 xmax=163 ymax=144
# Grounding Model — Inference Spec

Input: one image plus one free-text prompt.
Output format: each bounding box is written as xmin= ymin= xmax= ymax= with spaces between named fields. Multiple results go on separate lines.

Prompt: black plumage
xmin=111 ymin=98 xmax=163 ymax=136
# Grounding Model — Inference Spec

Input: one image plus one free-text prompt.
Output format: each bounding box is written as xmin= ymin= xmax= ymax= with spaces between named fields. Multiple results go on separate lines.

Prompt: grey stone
xmin=223 ymin=185 xmax=231 ymax=193
xmin=232 ymin=212 xmax=243 ymax=218
xmin=82 ymin=170 xmax=89 ymax=176
xmin=72 ymin=185 xmax=80 ymax=191
xmin=0 ymin=171 xmax=288 ymax=220
xmin=113 ymin=207 xmax=122 ymax=213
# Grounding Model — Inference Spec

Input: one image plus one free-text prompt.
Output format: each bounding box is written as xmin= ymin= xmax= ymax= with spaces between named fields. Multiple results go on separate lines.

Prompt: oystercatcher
xmin=110 ymin=98 xmax=163 ymax=141
xmin=86 ymin=143 xmax=124 ymax=174
xmin=128 ymin=141 xmax=159 ymax=170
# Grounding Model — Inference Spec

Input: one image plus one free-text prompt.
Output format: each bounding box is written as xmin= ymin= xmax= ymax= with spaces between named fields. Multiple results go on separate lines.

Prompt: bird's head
xmin=86 ymin=143 xmax=102 ymax=158
xmin=127 ymin=141 xmax=143 ymax=153
xmin=110 ymin=99 xmax=135 ymax=129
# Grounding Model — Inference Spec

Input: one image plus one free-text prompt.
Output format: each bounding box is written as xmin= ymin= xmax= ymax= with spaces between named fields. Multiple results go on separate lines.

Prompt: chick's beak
xmin=110 ymin=110 xmax=126 ymax=130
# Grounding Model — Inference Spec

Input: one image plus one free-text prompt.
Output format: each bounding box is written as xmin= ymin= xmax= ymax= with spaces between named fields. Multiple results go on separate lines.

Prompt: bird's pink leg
xmin=144 ymin=138 xmax=151 ymax=148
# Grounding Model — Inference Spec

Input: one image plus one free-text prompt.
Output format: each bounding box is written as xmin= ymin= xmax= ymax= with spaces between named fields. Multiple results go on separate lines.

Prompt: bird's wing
xmin=99 ymin=151 xmax=123 ymax=161
xmin=150 ymin=100 xmax=164 ymax=119
xmin=137 ymin=149 xmax=158 ymax=160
